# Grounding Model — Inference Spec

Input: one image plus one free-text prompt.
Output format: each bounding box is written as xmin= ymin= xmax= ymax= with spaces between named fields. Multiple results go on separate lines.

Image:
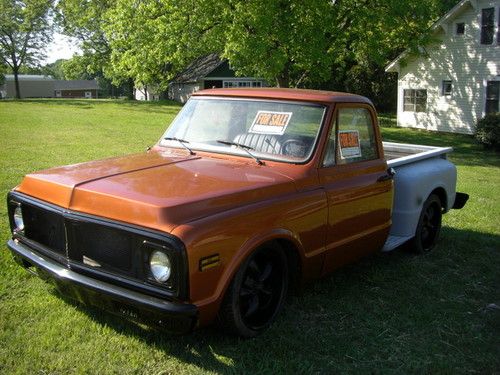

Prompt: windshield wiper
xmin=217 ymin=140 xmax=264 ymax=165
xmin=164 ymin=137 xmax=195 ymax=155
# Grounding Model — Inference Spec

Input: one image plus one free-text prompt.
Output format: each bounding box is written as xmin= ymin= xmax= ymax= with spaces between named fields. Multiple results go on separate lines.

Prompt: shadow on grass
xmin=7 ymin=99 xmax=182 ymax=113
xmin=50 ymin=226 xmax=500 ymax=373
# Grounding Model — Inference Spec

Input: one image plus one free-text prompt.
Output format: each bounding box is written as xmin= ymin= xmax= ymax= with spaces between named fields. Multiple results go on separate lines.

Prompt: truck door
xmin=318 ymin=104 xmax=393 ymax=274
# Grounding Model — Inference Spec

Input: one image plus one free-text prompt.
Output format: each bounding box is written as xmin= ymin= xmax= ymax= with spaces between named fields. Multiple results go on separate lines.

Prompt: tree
xmin=0 ymin=0 xmax=53 ymax=98
xmin=103 ymin=0 xmax=225 ymax=91
xmin=222 ymin=0 xmax=337 ymax=88
xmin=57 ymin=0 xmax=137 ymax=98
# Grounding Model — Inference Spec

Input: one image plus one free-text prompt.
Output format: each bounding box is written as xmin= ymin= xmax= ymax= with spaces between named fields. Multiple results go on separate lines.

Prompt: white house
xmin=386 ymin=0 xmax=500 ymax=134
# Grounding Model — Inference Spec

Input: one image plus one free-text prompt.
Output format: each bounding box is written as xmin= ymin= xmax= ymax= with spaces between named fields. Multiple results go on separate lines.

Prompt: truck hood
xmin=16 ymin=151 xmax=296 ymax=232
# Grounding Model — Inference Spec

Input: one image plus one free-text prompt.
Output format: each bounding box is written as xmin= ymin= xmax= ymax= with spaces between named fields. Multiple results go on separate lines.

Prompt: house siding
xmin=395 ymin=0 xmax=500 ymax=134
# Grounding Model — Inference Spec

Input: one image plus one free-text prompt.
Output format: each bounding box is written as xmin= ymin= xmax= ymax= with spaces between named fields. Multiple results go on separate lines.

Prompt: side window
xmin=337 ymin=108 xmax=378 ymax=164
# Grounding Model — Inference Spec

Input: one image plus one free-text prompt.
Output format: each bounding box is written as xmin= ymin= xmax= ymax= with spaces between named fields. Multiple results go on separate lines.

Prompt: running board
xmin=382 ymin=235 xmax=412 ymax=252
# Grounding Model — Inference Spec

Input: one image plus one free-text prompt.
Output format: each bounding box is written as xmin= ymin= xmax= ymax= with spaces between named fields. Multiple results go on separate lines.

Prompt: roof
xmin=5 ymin=74 xmax=54 ymax=81
xmin=386 ymin=0 xmax=472 ymax=72
xmin=172 ymin=54 xmax=225 ymax=83
xmin=54 ymin=80 xmax=99 ymax=90
xmin=192 ymin=88 xmax=374 ymax=105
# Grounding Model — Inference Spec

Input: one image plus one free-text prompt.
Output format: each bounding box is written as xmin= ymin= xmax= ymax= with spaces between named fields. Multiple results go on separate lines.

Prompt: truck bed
xmin=383 ymin=142 xmax=453 ymax=167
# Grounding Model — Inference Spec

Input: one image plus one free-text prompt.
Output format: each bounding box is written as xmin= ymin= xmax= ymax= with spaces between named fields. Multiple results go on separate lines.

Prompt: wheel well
xmin=431 ymin=187 xmax=447 ymax=211
xmin=274 ymin=239 xmax=302 ymax=290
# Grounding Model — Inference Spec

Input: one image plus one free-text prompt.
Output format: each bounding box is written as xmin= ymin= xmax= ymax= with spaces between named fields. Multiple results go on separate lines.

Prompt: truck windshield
xmin=160 ymin=97 xmax=326 ymax=163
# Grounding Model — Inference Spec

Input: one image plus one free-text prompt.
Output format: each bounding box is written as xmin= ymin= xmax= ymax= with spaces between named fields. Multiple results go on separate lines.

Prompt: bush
xmin=475 ymin=113 xmax=500 ymax=150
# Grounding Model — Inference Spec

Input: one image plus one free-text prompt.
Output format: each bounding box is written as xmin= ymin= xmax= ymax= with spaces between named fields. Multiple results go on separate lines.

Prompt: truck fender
xmin=390 ymin=158 xmax=456 ymax=238
xmin=196 ymin=228 xmax=304 ymax=324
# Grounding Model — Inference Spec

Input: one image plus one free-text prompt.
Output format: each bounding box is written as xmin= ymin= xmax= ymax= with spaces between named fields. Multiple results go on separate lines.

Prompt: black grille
xmin=69 ymin=222 xmax=133 ymax=273
xmin=23 ymin=204 xmax=66 ymax=256
xmin=9 ymin=192 xmax=188 ymax=299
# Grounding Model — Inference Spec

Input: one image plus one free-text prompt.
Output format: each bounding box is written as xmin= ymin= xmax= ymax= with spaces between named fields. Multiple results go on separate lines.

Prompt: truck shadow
xmin=55 ymin=226 xmax=500 ymax=373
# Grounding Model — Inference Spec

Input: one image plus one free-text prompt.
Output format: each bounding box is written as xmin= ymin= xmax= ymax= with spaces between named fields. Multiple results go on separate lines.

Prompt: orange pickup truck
xmin=7 ymin=88 xmax=468 ymax=337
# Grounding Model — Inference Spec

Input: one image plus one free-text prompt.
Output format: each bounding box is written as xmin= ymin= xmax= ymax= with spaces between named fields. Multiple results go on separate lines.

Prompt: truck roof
xmin=192 ymin=88 xmax=374 ymax=106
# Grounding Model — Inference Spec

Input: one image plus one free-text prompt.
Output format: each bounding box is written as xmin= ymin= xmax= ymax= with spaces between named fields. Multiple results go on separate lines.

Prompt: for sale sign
xmin=249 ymin=111 xmax=292 ymax=135
xmin=339 ymin=130 xmax=361 ymax=159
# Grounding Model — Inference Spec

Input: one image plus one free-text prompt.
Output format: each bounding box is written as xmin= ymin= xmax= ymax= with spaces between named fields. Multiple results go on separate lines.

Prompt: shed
xmin=1 ymin=75 xmax=99 ymax=99
xmin=54 ymin=80 xmax=99 ymax=99
xmin=2 ymin=74 xmax=54 ymax=98
xmin=167 ymin=54 xmax=266 ymax=103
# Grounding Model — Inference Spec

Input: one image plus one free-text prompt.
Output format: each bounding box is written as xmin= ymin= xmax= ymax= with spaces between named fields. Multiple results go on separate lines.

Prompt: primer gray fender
xmin=389 ymin=157 xmax=457 ymax=238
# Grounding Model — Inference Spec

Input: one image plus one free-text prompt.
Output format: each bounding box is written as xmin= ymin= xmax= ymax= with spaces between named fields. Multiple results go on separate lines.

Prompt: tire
xmin=218 ymin=243 xmax=288 ymax=338
xmin=410 ymin=194 xmax=442 ymax=253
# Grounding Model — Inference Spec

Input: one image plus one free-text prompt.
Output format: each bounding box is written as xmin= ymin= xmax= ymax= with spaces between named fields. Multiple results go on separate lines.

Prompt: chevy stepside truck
xmin=7 ymin=88 xmax=468 ymax=337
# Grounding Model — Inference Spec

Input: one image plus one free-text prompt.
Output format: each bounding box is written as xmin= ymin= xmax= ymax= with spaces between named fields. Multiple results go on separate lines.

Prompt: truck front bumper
xmin=7 ymin=239 xmax=198 ymax=334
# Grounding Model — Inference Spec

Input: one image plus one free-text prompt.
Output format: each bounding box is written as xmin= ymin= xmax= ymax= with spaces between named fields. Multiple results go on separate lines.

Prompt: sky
xmin=43 ymin=32 xmax=80 ymax=64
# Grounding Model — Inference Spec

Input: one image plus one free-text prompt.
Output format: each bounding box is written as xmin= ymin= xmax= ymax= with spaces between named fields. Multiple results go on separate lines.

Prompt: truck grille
xmin=8 ymin=192 xmax=188 ymax=299
xmin=70 ymin=222 xmax=133 ymax=273
xmin=20 ymin=202 xmax=134 ymax=275
xmin=23 ymin=204 xmax=66 ymax=256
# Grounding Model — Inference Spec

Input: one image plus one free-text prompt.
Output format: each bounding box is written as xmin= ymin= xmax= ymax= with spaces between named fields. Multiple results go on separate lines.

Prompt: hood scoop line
xmin=68 ymin=156 xmax=200 ymax=207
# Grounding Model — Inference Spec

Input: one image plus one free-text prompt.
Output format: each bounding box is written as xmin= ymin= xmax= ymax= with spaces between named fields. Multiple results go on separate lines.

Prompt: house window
xmin=485 ymin=81 xmax=499 ymax=114
xmin=442 ymin=80 xmax=452 ymax=96
xmin=498 ymin=8 xmax=500 ymax=45
xmin=223 ymin=81 xmax=262 ymax=88
xmin=455 ymin=22 xmax=465 ymax=35
xmin=403 ymin=89 xmax=427 ymax=112
xmin=481 ymin=8 xmax=494 ymax=44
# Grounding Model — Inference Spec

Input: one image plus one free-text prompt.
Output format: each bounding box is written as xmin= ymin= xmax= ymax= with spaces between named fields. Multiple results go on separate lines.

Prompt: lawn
xmin=0 ymin=100 xmax=499 ymax=374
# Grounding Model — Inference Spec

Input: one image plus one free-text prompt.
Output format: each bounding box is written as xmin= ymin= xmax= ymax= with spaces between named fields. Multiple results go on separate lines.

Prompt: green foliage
xmin=0 ymin=0 xmax=54 ymax=97
xmin=475 ymin=113 xmax=500 ymax=150
xmin=103 ymin=0 xmax=225 ymax=89
xmin=18 ymin=58 xmax=66 ymax=79
xmin=61 ymin=55 xmax=94 ymax=80
xmin=222 ymin=0 xmax=335 ymax=87
xmin=56 ymin=0 xmax=461 ymax=103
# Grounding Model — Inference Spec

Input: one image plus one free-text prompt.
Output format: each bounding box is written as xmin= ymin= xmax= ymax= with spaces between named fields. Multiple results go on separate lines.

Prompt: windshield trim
xmin=159 ymin=96 xmax=328 ymax=165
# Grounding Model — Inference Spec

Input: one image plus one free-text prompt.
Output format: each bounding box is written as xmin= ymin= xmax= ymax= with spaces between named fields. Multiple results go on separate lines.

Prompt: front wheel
xmin=218 ymin=244 xmax=288 ymax=338
xmin=410 ymin=194 xmax=442 ymax=253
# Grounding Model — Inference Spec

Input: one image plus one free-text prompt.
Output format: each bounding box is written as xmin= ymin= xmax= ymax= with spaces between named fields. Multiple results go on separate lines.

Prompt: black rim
xmin=239 ymin=249 xmax=286 ymax=330
xmin=420 ymin=201 xmax=441 ymax=250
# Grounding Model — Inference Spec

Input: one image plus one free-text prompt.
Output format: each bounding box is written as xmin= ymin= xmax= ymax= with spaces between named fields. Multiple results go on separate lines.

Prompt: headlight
xmin=150 ymin=250 xmax=172 ymax=283
xmin=13 ymin=205 xmax=24 ymax=232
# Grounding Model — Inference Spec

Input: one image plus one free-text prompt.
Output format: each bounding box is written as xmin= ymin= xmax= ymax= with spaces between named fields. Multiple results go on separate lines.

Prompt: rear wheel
xmin=410 ymin=194 xmax=442 ymax=253
xmin=218 ymin=244 xmax=288 ymax=337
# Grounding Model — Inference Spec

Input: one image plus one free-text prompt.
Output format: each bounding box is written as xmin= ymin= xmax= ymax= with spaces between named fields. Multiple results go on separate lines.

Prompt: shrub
xmin=475 ymin=113 xmax=500 ymax=150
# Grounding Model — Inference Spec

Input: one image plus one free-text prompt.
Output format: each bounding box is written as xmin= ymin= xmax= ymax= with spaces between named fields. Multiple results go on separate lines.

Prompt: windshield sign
xmin=160 ymin=97 xmax=326 ymax=163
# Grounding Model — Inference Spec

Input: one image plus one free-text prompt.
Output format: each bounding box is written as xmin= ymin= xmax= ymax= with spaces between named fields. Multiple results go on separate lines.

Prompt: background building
xmin=1 ymin=75 xmax=99 ymax=99
xmin=386 ymin=0 xmax=500 ymax=134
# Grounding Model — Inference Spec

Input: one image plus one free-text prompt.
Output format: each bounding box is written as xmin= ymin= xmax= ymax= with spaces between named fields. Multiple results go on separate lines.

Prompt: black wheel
xmin=218 ymin=244 xmax=288 ymax=338
xmin=410 ymin=194 xmax=442 ymax=253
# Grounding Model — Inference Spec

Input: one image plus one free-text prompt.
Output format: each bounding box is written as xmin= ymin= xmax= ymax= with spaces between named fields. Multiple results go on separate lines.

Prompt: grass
xmin=0 ymin=99 xmax=499 ymax=374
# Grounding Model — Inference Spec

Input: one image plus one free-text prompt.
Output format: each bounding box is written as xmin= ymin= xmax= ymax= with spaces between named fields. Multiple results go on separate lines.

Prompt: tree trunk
xmin=13 ymin=67 xmax=21 ymax=99
xmin=144 ymin=84 xmax=148 ymax=101
xmin=276 ymin=75 xmax=290 ymax=88
xmin=276 ymin=62 xmax=290 ymax=88
xmin=127 ymin=78 xmax=135 ymax=100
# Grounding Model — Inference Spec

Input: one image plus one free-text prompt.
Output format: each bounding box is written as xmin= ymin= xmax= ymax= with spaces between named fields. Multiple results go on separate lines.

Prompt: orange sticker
xmin=250 ymin=111 xmax=292 ymax=135
xmin=339 ymin=130 xmax=361 ymax=158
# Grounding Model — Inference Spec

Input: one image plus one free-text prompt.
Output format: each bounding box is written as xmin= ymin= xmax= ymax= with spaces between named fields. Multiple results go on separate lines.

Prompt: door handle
xmin=377 ymin=167 xmax=396 ymax=182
